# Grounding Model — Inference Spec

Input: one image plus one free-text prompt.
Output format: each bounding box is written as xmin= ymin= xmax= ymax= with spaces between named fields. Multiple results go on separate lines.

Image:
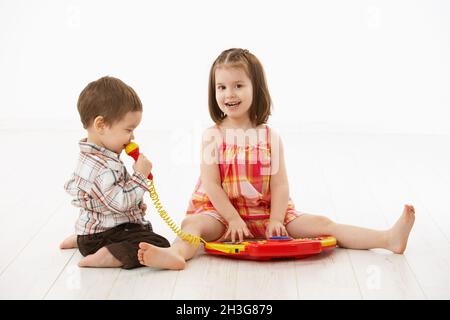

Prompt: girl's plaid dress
xmin=186 ymin=125 xmax=303 ymax=238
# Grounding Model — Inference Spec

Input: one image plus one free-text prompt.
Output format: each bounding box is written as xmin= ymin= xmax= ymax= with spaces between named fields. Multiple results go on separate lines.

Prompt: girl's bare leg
xmin=138 ymin=214 xmax=226 ymax=270
xmin=286 ymin=204 xmax=415 ymax=253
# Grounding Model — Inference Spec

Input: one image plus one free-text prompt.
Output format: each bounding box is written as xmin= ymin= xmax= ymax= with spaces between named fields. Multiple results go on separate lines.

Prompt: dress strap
xmin=214 ymin=124 xmax=222 ymax=135
xmin=265 ymin=124 xmax=271 ymax=150
xmin=213 ymin=124 xmax=227 ymax=152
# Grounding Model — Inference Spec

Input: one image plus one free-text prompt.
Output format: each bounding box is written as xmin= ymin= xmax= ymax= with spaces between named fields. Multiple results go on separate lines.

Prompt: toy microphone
xmin=124 ymin=142 xmax=204 ymax=247
xmin=125 ymin=142 xmax=153 ymax=180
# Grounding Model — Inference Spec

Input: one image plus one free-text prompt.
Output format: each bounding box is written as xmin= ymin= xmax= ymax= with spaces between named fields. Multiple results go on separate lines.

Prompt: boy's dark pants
xmin=77 ymin=223 xmax=170 ymax=269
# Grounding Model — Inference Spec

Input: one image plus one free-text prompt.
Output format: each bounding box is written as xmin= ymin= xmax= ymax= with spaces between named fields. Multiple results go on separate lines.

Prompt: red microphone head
xmin=124 ymin=142 xmax=153 ymax=180
xmin=125 ymin=142 xmax=140 ymax=161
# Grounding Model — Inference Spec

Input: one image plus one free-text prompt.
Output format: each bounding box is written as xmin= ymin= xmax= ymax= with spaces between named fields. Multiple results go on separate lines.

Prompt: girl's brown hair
xmin=77 ymin=76 xmax=142 ymax=129
xmin=208 ymin=48 xmax=272 ymax=126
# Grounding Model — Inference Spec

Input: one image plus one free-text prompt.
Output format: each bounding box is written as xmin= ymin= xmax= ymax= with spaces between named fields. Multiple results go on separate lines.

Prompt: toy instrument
xmin=204 ymin=236 xmax=336 ymax=260
xmin=125 ymin=142 xmax=337 ymax=260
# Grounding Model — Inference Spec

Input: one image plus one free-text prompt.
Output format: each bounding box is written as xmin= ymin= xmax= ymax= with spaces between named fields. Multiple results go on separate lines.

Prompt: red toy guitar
xmin=204 ymin=236 xmax=337 ymax=260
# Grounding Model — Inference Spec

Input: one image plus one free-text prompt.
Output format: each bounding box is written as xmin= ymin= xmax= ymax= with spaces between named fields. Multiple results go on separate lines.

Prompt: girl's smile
xmin=215 ymin=66 xmax=253 ymax=121
xmin=225 ymin=100 xmax=242 ymax=111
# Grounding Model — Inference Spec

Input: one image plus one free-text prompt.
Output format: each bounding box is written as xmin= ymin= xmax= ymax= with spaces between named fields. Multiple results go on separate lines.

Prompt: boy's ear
xmin=93 ymin=116 xmax=107 ymax=134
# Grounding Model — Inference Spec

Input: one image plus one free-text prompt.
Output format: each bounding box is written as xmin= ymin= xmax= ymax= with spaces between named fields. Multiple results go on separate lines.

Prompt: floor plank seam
xmin=0 ymin=199 xmax=64 ymax=277
xmin=43 ymin=249 xmax=78 ymax=300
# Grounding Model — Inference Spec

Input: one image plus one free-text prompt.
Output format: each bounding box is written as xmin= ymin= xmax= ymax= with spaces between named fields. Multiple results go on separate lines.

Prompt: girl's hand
xmin=265 ymin=219 xmax=288 ymax=239
xmin=221 ymin=216 xmax=254 ymax=243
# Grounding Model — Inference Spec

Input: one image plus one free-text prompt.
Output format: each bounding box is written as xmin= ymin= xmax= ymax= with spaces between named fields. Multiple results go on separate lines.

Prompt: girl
xmin=137 ymin=48 xmax=415 ymax=270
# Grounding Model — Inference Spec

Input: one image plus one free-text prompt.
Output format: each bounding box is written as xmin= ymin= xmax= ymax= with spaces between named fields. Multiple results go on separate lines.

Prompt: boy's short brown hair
xmin=208 ymin=48 xmax=272 ymax=126
xmin=77 ymin=76 xmax=143 ymax=129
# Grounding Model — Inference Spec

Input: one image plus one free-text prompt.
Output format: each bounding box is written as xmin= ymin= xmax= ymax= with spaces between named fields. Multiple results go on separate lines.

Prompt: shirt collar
xmin=79 ymin=138 xmax=121 ymax=162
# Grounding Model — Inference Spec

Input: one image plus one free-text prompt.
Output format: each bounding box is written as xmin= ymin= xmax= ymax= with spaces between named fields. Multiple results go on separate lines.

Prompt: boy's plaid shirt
xmin=64 ymin=139 xmax=150 ymax=235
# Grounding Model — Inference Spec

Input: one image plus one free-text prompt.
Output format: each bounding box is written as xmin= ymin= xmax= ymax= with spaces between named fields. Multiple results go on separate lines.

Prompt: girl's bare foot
xmin=138 ymin=242 xmax=186 ymax=270
xmin=59 ymin=234 xmax=78 ymax=249
xmin=387 ymin=204 xmax=416 ymax=254
xmin=78 ymin=247 xmax=123 ymax=268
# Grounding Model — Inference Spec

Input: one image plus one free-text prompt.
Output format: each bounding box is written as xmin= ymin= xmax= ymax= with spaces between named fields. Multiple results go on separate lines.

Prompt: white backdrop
xmin=0 ymin=0 xmax=449 ymax=134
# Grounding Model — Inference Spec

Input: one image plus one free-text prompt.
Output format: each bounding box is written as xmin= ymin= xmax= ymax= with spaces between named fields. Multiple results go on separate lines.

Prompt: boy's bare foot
xmin=59 ymin=234 xmax=78 ymax=249
xmin=387 ymin=204 xmax=416 ymax=254
xmin=78 ymin=247 xmax=123 ymax=268
xmin=138 ymin=242 xmax=186 ymax=270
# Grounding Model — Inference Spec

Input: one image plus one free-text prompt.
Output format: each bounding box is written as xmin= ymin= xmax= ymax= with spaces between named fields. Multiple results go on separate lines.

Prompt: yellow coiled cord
xmin=146 ymin=179 xmax=207 ymax=247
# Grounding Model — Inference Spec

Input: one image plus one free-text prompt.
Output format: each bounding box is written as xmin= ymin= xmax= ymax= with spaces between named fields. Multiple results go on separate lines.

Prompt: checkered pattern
xmin=65 ymin=139 xmax=150 ymax=235
xmin=187 ymin=125 xmax=302 ymax=237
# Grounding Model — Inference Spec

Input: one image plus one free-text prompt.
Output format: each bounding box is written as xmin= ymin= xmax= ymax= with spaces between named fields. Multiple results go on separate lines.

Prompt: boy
xmin=60 ymin=76 xmax=170 ymax=269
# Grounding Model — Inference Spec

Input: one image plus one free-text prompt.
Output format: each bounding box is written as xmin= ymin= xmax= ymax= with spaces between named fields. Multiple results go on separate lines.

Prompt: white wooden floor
xmin=1 ymin=129 xmax=450 ymax=300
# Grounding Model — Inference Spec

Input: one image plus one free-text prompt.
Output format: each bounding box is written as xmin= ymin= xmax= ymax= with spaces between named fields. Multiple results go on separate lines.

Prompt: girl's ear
xmin=93 ymin=116 xmax=106 ymax=134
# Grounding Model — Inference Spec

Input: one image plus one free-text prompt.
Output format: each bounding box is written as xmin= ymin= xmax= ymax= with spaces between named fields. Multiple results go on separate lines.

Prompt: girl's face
xmin=215 ymin=66 xmax=253 ymax=122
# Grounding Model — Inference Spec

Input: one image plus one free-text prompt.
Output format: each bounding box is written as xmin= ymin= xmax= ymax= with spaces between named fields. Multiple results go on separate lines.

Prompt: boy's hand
xmin=133 ymin=154 xmax=152 ymax=178
xmin=220 ymin=216 xmax=254 ymax=243
xmin=265 ymin=219 xmax=288 ymax=239
xmin=140 ymin=202 xmax=147 ymax=215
